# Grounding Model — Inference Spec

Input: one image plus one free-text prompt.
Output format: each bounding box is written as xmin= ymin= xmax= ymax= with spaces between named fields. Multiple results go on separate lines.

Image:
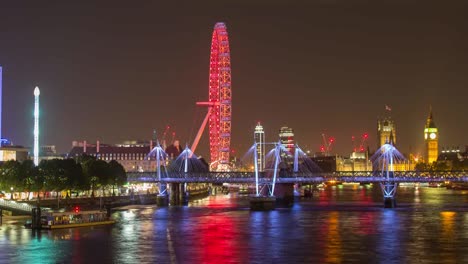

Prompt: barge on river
xmin=26 ymin=209 xmax=115 ymax=229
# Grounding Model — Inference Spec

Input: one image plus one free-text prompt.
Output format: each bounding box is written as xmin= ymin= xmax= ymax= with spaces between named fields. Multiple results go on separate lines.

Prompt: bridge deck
xmin=127 ymin=171 xmax=468 ymax=184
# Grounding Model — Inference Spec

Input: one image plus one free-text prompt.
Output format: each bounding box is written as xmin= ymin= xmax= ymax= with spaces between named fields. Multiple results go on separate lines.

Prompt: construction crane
xmin=320 ymin=133 xmax=335 ymax=156
xmin=160 ymin=125 xmax=176 ymax=150
xmin=352 ymin=133 xmax=369 ymax=152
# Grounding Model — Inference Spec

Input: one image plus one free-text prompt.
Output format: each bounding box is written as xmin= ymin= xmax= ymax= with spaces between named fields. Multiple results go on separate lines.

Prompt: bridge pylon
xmin=373 ymin=143 xmax=404 ymax=208
xmin=149 ymin=142 xmax=169 ymax=206
xmin=381 ymin=175 xmax=398 ymax=208
xmin=250 ymin=142 xmax=284 ymax=210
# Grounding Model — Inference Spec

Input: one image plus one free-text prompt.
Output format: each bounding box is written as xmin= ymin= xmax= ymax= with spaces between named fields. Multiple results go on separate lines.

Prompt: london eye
xmin=191 ymin=22 xmax=232 ymax=171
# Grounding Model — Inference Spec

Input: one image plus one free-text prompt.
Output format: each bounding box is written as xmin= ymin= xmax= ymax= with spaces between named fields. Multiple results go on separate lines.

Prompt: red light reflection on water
xmin=188 ymin=213 xmax=247 ymax=264
xmin=358 ymin=186 xmax=374 ymax=205
xmin=184 ymin=195 xmax=248 ymax=263
xmin=355 ymin=212 xmax=378 ymax=235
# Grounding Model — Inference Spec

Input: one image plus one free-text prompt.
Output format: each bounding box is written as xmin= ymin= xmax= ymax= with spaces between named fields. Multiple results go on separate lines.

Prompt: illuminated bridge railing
xmin=0 ymin=198 xmax=34 ymax=213
xmin=331 ymin=171 xmax=467 ymax=178
xmin=127 ymin=171 xmax=467 ymax=183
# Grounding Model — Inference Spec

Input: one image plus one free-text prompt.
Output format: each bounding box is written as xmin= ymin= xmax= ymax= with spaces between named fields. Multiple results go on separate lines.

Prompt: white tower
xmin=254 ymin=122 xmax=265 ymax=171
xmin=34 ymin=86 xmax=40 ymax=166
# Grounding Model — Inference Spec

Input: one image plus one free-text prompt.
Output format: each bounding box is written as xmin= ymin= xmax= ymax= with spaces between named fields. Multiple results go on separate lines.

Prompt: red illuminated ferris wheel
xmin=191 ymin=22 xmax=232 ymax=171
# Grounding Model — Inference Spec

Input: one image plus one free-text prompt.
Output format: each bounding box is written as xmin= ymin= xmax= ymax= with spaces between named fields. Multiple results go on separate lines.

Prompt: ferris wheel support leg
xmin=190 ymin=110 xmax=211 ymax=157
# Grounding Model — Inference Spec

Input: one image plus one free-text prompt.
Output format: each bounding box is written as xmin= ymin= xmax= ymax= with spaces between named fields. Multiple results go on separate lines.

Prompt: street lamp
xmin=10 ymin=187 xmax=13 ymax=200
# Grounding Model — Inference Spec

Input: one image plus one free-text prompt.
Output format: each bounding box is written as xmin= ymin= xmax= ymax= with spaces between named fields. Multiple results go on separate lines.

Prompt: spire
xmin=152 ymin=128 xmax=157 ymax=141
xmin=426 ymin=105 xmax=436 ymax=128
xmin=389 ymin=130 xmax=395 ymax=145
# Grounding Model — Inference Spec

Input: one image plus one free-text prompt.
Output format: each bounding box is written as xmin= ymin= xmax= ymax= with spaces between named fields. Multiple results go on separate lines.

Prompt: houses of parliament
xmin=377 ymin=107 xmax=439 ymax=170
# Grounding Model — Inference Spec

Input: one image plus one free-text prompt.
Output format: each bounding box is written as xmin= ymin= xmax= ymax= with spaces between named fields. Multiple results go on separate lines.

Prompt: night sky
xmin=1 ymin=1 xmax=467 ymax=158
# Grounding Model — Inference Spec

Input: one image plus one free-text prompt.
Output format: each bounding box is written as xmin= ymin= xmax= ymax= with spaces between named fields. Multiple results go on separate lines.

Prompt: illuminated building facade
xmin=311 ymin=154 xmax=372 ymax=172
xmin=377 ymin=117 xmax=396 ymax=147
xmin=254 ymin=122 xmax=265 ymax=171
xmin=310 ymin=154 xmax=415 ymax=172
xmin=424 ymin=108 xmax=438 ymax=164
xmin=0 ymin=146 xmax=29 ymax=162
xmin=40 ymin=145 xmax=64 ymax=160
xmin=337 ymin=157 xmax=373 ymax=172
xmin=438 ymin=147 xmax=465 ymax=170
xmin=68 ymin=140 xmax=157 ymax=172
xmin=279 ymin=126 xmax=294 ymax=154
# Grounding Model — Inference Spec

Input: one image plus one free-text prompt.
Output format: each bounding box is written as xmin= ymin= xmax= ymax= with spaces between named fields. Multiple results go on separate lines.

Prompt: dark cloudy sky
xmin=0 ymin=0 xmax=467 ymax=158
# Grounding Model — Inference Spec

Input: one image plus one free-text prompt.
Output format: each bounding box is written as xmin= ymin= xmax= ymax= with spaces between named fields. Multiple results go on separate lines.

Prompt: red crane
xmin=320 ymin=133 xmax=335 ymax=156
xmin=352 ymin=133 xmax=369 ymax=152
xmin=160 ymin=125 xmax=177 ymax=150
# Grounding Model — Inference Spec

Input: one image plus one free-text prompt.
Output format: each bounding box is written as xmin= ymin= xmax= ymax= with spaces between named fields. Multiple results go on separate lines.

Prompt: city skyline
xmin=1 ymin=3 xmax=468 ymax=262
xmin=0 ymin=2 xmax=466 ymax=158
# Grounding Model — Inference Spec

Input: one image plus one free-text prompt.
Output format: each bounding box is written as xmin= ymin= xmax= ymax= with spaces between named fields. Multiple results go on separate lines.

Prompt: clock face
xmin=425 ymin=133 xmax=428 ymax=139
xmin=429 ymin=132 xmax=436 ymax=139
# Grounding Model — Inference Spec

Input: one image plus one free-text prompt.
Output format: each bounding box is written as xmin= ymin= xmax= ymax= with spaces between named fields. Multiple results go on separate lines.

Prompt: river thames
xmin=1 ymin=184 xmax=468 ymax=263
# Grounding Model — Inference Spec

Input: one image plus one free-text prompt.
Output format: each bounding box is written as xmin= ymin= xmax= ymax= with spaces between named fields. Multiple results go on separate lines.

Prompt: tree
xmin=108 ymin=160 xmax=127 ymax=196
xmin=18 ymin=160 xmax=37 ymax=200
xmin=60 ymin=159 xmax=82 ymax=198
xmin=415 ymin=162 xmax=430 ymax=171
xmin=82 ymin=157 xmax=110 ymax=197
xmin=39 ymin=160 xmax=55 ymax=197
xmin=39 ymin=159 xmax=68 ymax=198
xmin=36 ymin=160 xmax=56 ymax=199
xmin=32 ymin=165 xmax=45 ymax=200
xmin=94 ymin=160 xmax=111 ymax=196
xmin=35 ymin=159 xmax=87 ymax=199
xmin=71 ymin=163 xmax=89 ymax=196
xmin=81 ymin=155 xmax=98 ymax=197
xmin=434 ymin=161 xmax=450 ymax=171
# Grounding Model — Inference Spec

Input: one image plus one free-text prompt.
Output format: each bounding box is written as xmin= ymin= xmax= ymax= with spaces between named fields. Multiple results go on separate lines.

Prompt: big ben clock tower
xmin=424 ymin=107 xmax=438 ymax=164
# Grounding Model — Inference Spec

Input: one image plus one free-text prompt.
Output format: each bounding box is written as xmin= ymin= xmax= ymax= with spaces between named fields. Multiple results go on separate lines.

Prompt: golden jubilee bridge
xmin=127 ymin=170 xmax=468 ymax=184
xmin=131 ymin=142 xmax=467 ymax=209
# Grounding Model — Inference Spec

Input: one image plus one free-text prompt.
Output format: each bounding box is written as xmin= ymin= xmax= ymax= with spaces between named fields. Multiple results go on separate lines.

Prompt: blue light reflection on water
xmin=1 ymin=186 xmax=468 ymax=263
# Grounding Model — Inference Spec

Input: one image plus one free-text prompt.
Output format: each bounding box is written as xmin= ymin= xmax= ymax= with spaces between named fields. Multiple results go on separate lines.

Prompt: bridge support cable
xmin=377 ymin=145 xmax=399 ymax=208
xmin=253 ymin=143 xmax=260 ymax=196
xmin=270 ymin=142 xmax=281 ymax=196
xmin=293 ymin=147 xmax=299 ymax=173
xmin=150 ymin=142 xmax=169 ymax=206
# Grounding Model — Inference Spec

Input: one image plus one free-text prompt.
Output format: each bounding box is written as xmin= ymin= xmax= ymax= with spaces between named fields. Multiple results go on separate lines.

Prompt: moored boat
xmin=26 ymin=209 xmax=115 ymax=230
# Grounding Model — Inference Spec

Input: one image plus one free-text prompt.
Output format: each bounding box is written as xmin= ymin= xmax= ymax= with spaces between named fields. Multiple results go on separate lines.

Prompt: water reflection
xmin=190 ymin=211 xmax=247 ymax=263
xmin=414 ymin=187 xmax=420 ymax=203
xmin=324 ymin=211 xmax=341 ymax=263
xmin=377 ymin=210 xmax=402 ymax=263
xmin=1 ymin=185 xmax=468 ymax=263
xmin=441 ymin=211 xmax=455 ymax=240
xmin=439 ymin=211 xmax=456 ymax=262
xmin=355 ymin=212 xmax=377 ymax=236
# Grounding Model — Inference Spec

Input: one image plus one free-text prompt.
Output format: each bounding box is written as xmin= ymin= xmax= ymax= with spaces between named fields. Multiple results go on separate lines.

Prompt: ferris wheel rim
xmin=208 ymin=22 xmax=232 ymax=170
